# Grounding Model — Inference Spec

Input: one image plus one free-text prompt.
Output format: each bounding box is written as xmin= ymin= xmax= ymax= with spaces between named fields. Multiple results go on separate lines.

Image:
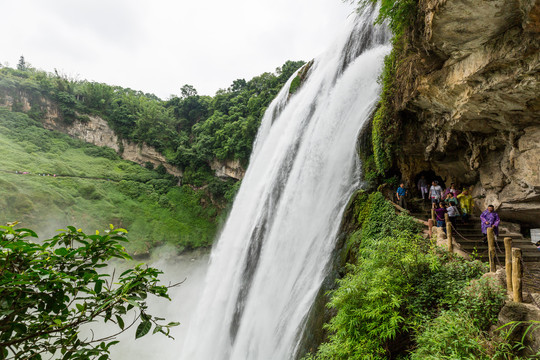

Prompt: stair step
xmin=458 ymin=244 xmax=538 ymax=252
xmin=453 ymin=232 xmax=525 ymax=240
xmin=474 ymin=255 xmax=539 ymax=263
xmin=455 ymin=239 xmax=533 ymax=245
xmin=459 ymin=250 xmax=540 ymax=259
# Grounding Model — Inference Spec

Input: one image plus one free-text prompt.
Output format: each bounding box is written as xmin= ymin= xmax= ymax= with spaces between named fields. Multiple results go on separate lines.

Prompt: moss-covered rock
xmin=289 ymin=60 xmax=314 ymax=95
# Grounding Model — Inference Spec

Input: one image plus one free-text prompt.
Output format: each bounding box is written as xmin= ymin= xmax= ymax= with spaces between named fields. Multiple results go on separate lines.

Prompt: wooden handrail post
xmin=428 ymin=219 xmax=434 ymax=238
xmin=512 ymin=247 xmax=523 ymax=303
xmin=431 ymin=208 xmax=436 ymax=222
xmin=445 ymin=213 xmax=453 ymax=252
xmin=487 ymin=227 xmax=496 ymax=272
xmin=504 ymin=237 xmax=512 ymax=293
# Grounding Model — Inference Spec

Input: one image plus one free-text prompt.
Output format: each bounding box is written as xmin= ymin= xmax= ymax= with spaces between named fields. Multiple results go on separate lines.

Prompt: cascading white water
xmin=181 ymin=6 xmax=390 ymax=360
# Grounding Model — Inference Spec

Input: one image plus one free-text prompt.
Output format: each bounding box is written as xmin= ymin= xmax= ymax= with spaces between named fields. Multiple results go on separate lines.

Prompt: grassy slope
xmin=0 ymin=108 xmax=217 ymax=253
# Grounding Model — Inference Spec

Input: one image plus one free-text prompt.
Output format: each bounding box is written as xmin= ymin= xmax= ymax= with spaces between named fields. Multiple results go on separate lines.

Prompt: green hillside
xmin=0 ymin=59 xmax=305 ymax=252
xmin=0 ymin=60 xmax=304 ymax=178
xmin=0 ymin=108 xmax=216 ymax=253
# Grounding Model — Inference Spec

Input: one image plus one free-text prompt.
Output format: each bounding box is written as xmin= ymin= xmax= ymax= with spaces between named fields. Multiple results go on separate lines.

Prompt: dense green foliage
xmin=351 ymin=0 xmax=417 ymax=174
xmin=0 ymin=60 xmax=304 ymax=170
xmin=0 ymin=109 xmax=216 ymax=252
xmin=0 ymin=224 xmax=177 ymax=359
xmin=0 ymin=59 xmax=304 ymax=206
xmin=168 ymin=60 xmax=304 ymax=167
xmin=360 ymin=0 xmax=416 ymax=38
xmin=410 ymin=310 xmax=491 ymax=360
xmin=371 ymin=48 xmax=399 ymax=174
xmin=305 ymin=192 xmax=512 ymax=360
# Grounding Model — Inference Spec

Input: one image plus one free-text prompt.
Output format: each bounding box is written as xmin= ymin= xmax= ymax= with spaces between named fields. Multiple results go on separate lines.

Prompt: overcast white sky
xmin=1 ymin=0 xmax=355 ymax=99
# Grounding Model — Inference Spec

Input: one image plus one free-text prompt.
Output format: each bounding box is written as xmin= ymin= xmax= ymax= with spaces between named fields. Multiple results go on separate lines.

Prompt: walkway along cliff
xmin=362 ymin=0 xmax=540 ymax=228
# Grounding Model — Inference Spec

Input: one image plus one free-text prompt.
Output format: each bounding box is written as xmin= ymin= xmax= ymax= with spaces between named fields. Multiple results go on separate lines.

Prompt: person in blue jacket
xmin=396 ymin=183 xmax=408 ymax=209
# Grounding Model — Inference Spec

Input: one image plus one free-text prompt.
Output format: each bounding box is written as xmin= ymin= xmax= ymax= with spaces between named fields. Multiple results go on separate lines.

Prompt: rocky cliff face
xmin=395 ymin=0 xmax=540 ymax=226
xmin=43 ymin=114 xmax=183 ymax=178
xmin=209 ymin=158 xmax=245 ymax=180
xmin=0 ymin=94 xmax=183 ymax=178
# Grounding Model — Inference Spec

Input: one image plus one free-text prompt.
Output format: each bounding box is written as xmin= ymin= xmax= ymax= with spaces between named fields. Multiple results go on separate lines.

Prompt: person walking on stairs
xmin=480 ymin=204 xmax=500 ymax=244
xmin=435 ymin=202 xmax=447 ymax=233
xmin=429 ymin=181 xmax=443 ymax=205
xmin=396 ymin=183 xmax=408 ymax=210
xmin=447 ymin=202 xmax=460 ymax=229
xmin=457 ymin=189 xmax=473 ymax=222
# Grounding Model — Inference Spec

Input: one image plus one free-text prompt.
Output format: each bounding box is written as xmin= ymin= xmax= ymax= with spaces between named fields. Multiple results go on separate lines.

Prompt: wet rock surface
xmin=210 ymin=158 xmax=245 ymax=180
xmin=397 ymin=0 xmax=540 ymax=226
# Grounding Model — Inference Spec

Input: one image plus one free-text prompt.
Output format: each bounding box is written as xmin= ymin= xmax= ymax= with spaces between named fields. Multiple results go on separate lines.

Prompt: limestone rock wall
xmin=210 ymin=158 xmax=245 ymax=180
xmin=0 ymin=94 xmax=183 ymax=178
xmin=43 ymin=114 xmax=184 ymax=178
xmin=396 ymin=0 xmax=540 ymax=226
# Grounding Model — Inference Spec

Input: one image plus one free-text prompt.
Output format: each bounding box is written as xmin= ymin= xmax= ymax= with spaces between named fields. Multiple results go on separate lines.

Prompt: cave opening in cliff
xmin=413 ymin=170 xmax=446 ymax=194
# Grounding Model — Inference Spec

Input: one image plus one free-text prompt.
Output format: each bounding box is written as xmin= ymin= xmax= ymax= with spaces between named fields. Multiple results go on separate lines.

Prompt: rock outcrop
xmin=43 ymin=114 xmax=183 ymax=178
xmin=498 ymin=300 xmax=540 ymax=356
xmin=210 ymin=158 xmax=245 ymax=180
xmin=396 ymin=0 xmax=540 ymax=226
xmin=0 ymin=94 xmax=183 ymax=178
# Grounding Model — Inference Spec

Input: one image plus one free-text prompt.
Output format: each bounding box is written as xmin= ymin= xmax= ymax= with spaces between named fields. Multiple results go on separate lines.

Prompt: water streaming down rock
xmin=181 ymin=7 xmax=390 ymax=360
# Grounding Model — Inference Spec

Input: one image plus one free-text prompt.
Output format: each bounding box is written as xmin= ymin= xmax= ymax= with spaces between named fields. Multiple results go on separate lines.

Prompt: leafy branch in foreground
xmin=0 ymin=223 xmax=180 ymax=360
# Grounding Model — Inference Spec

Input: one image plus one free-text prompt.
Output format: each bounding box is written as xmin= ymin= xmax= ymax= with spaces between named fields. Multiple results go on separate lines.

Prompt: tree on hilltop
xmin=17 ymin=56 xmax=27 ymax=71
xmin=180 ymin=84 xmax=197 ymax=98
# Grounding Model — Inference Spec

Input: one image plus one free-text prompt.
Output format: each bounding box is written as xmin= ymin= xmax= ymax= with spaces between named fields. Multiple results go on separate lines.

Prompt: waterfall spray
xmin=181 ymin=6 xmax=390 ymax=360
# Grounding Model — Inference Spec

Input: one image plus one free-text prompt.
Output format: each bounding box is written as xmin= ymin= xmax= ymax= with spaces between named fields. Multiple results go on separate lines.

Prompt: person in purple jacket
xmin=480 ymin=205 xmax=500 ymax=241
xmin=434 ymin=202 xmax=447 ymax=233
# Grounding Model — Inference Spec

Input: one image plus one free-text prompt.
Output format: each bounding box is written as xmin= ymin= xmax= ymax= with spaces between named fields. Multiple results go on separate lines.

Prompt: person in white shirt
xmin=447 ymin=202 xmax=460 ymax=229
xmin=429 ymin=181 xmax=443 ymax=204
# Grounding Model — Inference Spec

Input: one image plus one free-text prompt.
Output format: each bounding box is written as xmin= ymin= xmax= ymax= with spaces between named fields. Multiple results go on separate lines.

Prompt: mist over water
xmin=181 ymin=6 xmax=390 ymax=360
xmin=86 ymin=249 xmax=210 ymax=360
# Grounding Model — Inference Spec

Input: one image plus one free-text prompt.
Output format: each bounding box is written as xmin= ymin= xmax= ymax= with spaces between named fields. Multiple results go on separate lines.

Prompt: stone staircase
xmin=409 ymin=201 xmax=539 ymax=263
xmin=451 ymin=221 xmax=540 ymax=263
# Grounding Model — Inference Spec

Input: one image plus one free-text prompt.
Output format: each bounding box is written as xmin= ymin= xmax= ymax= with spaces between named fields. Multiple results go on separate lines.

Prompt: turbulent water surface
xmin=181 ymin=7 xmax=390 ymax=360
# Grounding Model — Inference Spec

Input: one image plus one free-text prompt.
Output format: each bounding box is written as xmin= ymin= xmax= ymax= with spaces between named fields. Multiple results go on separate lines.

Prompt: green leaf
xmin=17 ymin=228 xmax=38 ymax=238
xmin=120 ymin=269 xmax=133 ymax=277
xmin=135 ymin=320 xmax=152 ymax=339
xmin=55 ymin=247 xmax=69 ymax=256
xmin=116 ymin=315 xmax=125 ymax=330
xmin=94 ymin=280 xmax=103 ymax=294
xmin=106 ymin=340 xmax=120 ymax=350
xmin=126 ymin=298 xmax=139 ymax=308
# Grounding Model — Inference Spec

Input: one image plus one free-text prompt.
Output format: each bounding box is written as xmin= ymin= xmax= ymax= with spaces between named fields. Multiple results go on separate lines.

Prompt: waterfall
xmin=181 ymin=6 xmax=390 ymax=360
